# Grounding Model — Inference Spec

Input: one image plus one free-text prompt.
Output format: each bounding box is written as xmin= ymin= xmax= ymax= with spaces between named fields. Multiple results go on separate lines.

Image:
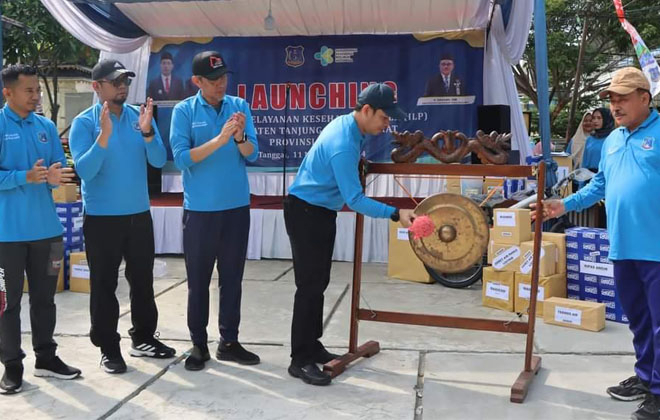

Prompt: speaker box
xmin=473 ymin=105 xmax=513 ymax=164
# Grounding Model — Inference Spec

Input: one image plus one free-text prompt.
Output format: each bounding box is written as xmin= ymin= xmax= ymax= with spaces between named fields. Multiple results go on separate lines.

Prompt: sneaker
xmin=34 ymin=356 xmax=81 ymax=380
xmin=130 ymin=336 xmax=176 ymax=359
xmin=632 ymin=393 xmax=660 ymax=420
xmin=100 ymin=352 xmax=127 ymax=374
xmin=288 ymin=362 xmax=332 ymax=386
xmin=216 ymin=340 xmax=260 ymax=365
xmin=0 ymin=363 xmax=23 ymax=395
xmin=184 ymin=344 xmax=210 ymax=371
xmin=607 ymin=375 xmax=650 ymax=401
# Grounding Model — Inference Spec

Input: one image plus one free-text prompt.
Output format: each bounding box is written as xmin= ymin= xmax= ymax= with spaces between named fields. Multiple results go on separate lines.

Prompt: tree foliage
xmin=515 ymin=0 xmax=660 ymax=137
xmin=2 ymin=0 xmax=98 ymax=123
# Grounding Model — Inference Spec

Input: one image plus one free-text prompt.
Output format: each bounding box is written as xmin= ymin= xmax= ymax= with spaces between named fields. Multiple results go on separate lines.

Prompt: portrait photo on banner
xmin=146 ymin=34 xmax=484 ymax=167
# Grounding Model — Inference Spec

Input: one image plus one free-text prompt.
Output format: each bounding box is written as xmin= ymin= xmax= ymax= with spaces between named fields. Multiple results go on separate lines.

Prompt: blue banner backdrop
xmin=147 ymin=34 xmax=484 ymax=169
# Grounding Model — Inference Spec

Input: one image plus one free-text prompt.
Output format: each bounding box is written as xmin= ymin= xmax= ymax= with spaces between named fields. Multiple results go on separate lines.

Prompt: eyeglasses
xmin=99 ymin=77 xmax=132 ymax=88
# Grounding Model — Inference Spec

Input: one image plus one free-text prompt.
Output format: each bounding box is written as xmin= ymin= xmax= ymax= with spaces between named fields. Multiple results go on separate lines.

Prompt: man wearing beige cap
xmin=536 ymin=67 xmax=660 ymax=420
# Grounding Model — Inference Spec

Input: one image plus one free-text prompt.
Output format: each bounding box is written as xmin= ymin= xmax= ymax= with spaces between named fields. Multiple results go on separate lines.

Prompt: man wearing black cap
xmin=169 ymin=51 xmax=260 ymax=371
xmin=147 ymin=51 xmax=185 ymax=101
xmin=423 ymin=54 xmax=465 ymax=97
xmin=69 ymin=59 xmax=175 ymax=374
xmin=284 ymin=83 xmax=415 ymax=386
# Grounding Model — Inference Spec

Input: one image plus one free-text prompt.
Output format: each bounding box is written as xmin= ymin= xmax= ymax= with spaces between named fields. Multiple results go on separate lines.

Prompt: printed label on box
xmin=599 ymin=256 xmax=610 ymax=264
xmin=71 ymin=264 xmax=90 ymax=279
xmin=519 ymin=283 xmax=545 ymax=301
xmin=492 ymin=246 xmax=520 ymax=270
xmin=600 ymin=244 xmax=610 ymax=252
xmin=567 ymin=272 xmax=579 ymax=281
xmin=603 ymin=300 xmax=616 ymax=309
xmin=567 ymin=282 xmax=580 ymax=292
xmin=601 ymin=289 xmax=616 ymax=298
xmin=583 ymin=275 xmax=598 ymax=284
xmin=567 ymin=252 xmax=579 ymax=261
xmin=486 ymin=282 xmax=509 ymax=300
xmin=397 ymin=228 xmax=409 ymax=241
xmin=567 ymin=293 xmax=580 ymax=300
xmin=582 ymin=243 xmax=596 ymax=251
xmin=519 ymin=248 xmax=545 ymax=274
xmin=555 ymin=306 xmax=582 ymax=326
xmin=496 ymin=211 xmax=516 ymax=227
xmin=73 ymin=216 xmax=83 ymax=230
xmin=500 ymin=231 xmax=512 ymax=237
xmin=566 ymin=241 xmax=579 ymax=249
xmin=589 ymin=251 xmax=600 ymax=257
xmin=584 ymin=285 xmax=598 ymax=296
xmin=600 ymin=277 xmax=615 ymax=287
xmin=580 ymin=260 xmax=614 ymax=277
xmin=567 ymin=264 xmax=580 ymax=272
xmin=582 ymin=232 xmax=596 ymax=239
xmin=583 ymin=255 xmax=597 ymax=262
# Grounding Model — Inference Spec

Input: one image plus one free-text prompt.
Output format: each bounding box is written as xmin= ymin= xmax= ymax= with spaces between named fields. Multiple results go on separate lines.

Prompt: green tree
xmin=2 ymin=0 xmax=98 ymax=123
xmin=515 ymin=0 xmax=660 ymax=137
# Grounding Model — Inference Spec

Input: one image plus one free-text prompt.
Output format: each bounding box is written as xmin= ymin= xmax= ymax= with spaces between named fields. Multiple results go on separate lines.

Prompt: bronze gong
xmin=409 ymin=193 xmax=489 ymax=273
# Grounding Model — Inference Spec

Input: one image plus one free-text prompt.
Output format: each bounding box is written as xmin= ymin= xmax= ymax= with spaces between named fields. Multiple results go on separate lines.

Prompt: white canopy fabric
xmin=42 ymin=0 xmax=532 ymax=162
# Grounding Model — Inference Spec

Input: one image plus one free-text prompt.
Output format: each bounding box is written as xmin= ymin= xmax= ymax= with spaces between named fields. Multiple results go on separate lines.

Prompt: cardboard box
xmin=519 ymin=241 xmax=556 ymax=277
xmin=445 ymin=176 xmax=461 ymax=195
xmin=69 ymin=252 xmax=91 ymax=293
xmin=482 ymin=267 xmax=514 ymax=311
xmin=23 ymin=262 xmax=65 ymax=293
xmin=387 ymin=221 xmax=432 ymax=284
xmin=514 ymin=272 xmax=566 ymax=316
xmin=488 ymin=242 xmax=521 ymax=272
xmin=483 ymin=177 xmax=504 ymax=194
xmin=52 ymin=183 xmax=77 ymax=203
xmin=533 ymin=232 xmax=566 ymax=274
xmin=543 ymin=297 xmax=605 ymax=332
xmin=491 ymin=209 xmax=532 ymax=245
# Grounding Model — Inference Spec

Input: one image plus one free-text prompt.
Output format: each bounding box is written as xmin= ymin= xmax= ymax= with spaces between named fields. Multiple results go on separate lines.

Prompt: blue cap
xmin=357 ymin=83 xmax=407 ymax=120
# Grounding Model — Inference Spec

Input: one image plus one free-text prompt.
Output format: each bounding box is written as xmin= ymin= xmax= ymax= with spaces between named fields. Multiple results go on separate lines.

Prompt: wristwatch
xmin=390 ymin=208 xmax=400 ymax=222
xmin=141 ymin=127 xmax=155 ymax=138
xmin=234 ymin=133 xmax=248 ymax=144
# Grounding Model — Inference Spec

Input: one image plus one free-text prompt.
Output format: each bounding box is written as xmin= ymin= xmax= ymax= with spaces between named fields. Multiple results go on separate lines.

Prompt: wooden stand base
xmin=510 ymin=356 xmax=542 ymax=403
xmin=322 ymin=340 xmax=380 ymax=378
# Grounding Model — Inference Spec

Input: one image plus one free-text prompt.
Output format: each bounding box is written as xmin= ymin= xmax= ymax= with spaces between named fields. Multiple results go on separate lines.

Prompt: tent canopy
xmin=71 ymin=0 xmax=496 ymax=37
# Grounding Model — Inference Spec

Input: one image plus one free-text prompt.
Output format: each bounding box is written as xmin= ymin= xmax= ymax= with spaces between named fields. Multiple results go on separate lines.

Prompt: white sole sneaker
xmin=0 ymin=386 xmax=21 ymax=394
xmin=33 ymin=369 xmax=80 ymax=380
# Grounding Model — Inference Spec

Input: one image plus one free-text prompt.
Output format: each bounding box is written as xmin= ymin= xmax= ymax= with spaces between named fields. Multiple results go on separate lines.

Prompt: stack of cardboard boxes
xmin=565 ymin=227 xmax=627 ymax=323
xmin=483 ymin=209 xmax=565 ymax=316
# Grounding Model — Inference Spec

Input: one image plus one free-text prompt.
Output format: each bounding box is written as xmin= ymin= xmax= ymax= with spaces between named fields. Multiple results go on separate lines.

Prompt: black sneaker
xmin=632 ymin=393 xmax=660 ymax=420
xmin=608 ymin=375 xmax=650 ymax=401
xmin=0 ymin=363 xmax=23 ymax=395
xmin=184 ymin=344 xmax=210 ymax=371
xmin=100 ymin=352 xmax=127 ymax=374
xmin=216 ymin=340 xmax=260 ymax=365
xmin=34 ymin=356 xmax=81 ymax=380
xmin=315 ymin=346 xmax=342 ymax=365
xmin=288 ymin=363 xmax=332 ymax=386
xmin=130 ymin=336 xmax=176 ymax=359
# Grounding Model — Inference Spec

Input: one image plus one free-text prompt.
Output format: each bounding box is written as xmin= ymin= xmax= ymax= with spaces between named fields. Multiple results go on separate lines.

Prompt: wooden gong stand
xmin=323 ymin=162 xmax=546 ymax=403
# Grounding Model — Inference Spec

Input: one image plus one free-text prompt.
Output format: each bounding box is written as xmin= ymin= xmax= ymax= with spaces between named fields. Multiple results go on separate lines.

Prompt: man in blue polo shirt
xmin=69 ymin=59 xmax=175 ymax=374
xmin=0 ymin=64 xmax=81 ymax=394
xmin=284 ymin=83 xmax=415 ymax=386
xmin=538 ymin=67 xmax=660 ymax=420
xmin=170 ymin=51 xmax=260 ymax=371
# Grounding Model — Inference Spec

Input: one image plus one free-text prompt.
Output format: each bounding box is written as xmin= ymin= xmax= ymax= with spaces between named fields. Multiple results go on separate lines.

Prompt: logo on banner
xmin=37 ymin=131 xmax=48 ymax=143
xmin=285 ymin=46 xmax=305 ymax=68
xmin=210 ymin=56 xmax=224 ymax=69
xmin=642 ymin=137 xmax=654 ymax=150
xmin=314 ymin=46 xmax=334 ymax=67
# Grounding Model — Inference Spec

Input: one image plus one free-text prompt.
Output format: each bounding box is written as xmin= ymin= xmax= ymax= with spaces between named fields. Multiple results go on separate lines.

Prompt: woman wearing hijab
xmin=577 ymin=108 xmax=615 ymax=171
xmin=566 ymin=112 xmax=593 ymax=167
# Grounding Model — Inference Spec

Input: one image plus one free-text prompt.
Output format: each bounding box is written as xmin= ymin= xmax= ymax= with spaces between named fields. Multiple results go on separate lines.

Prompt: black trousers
xmin=0 ymin=236 xmax=62 ymax=365
xmin=283 ymin=195 xmax=337 ymax=366
xmin=83 ymin=211 xmax=157 ymax=353
xmin=183 ymin=206 xmax=250 ymax=346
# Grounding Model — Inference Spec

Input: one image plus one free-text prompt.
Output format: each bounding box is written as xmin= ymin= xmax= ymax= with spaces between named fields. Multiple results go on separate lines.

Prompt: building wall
xmin=39 ymin=78 xmax=94 ymax=134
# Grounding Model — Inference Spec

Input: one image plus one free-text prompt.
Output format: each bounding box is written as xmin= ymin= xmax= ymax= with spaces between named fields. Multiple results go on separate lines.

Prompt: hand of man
xmin=213 ymin=118 xmax=238 ymax=147
xmin=46 ymin=162 xmax=75 ymax=186
xmin=98 ymin=101 xmax=112 ymax=148
xmin=530 ymin=199 xmax=566 ymax=222
xmin=26 ymin=159 xmax=48 ymax=184
xmin=231 ymin=112 xmax=247 ymax=142
xmin=399 ymin=209 xmax=415 ymax=228
xmin=139 ymin=97 xmax=154 ymax=140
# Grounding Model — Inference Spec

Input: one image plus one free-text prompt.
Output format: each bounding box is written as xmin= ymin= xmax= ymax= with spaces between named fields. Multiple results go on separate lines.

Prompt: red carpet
xmin=150 ymin=193 xmax=420 ymax=210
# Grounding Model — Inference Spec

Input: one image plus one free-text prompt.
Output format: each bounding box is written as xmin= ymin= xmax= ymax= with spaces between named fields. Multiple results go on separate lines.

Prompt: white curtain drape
xmin=39 ymin=0 xmax=151 ymax=104
xmin=483 ymin=0 xmax=534 ymax=163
